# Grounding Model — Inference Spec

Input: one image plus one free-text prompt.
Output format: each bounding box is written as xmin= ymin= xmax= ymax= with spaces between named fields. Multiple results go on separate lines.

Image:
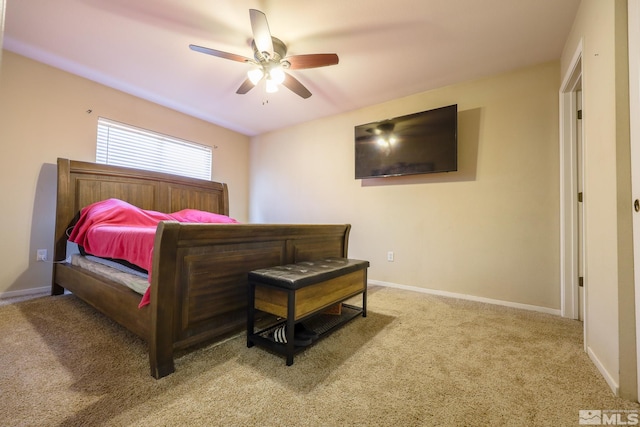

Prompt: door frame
xmin=628 ymin=0 xmax=640 ymax=400
xmin=0 ymin=0 xmax=5 ymax=62
xmin=559 ymin=40 xmax=585 ymax=332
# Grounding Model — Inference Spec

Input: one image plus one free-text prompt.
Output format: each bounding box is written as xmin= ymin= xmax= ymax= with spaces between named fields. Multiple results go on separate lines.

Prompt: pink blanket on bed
xmin=68 ymin=198 xmax=238 ymax=307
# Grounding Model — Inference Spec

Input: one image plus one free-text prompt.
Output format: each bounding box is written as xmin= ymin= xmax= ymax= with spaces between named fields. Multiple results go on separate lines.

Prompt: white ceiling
xmin=3 ymin=0 xmax=581 ymax=136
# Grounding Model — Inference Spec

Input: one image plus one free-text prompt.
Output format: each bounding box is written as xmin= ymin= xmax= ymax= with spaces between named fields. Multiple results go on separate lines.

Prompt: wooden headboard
xmin=53 ymin=158 xmax=230 ymax=262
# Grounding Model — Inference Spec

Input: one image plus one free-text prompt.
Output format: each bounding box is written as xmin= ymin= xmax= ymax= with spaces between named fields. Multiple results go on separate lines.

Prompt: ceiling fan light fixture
xmin=247 ymin=68 xmax=264 ymax=84
xmin=269 ymin=65 xmax=285 ymax=84
xmin=265 ymin=78 xmax=279 ymax=93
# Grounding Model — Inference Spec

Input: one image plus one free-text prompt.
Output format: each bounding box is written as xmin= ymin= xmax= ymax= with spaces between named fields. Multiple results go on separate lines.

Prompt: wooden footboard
xmin=52 ymin=158 xmax=351 ymax=378
xmin=149 ymin=221 xmax=350 ymax=378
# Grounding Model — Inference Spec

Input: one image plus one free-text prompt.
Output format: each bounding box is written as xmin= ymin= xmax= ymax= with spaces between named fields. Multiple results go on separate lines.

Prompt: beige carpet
xmin=1 ymin=286 xmax=638 ymax=426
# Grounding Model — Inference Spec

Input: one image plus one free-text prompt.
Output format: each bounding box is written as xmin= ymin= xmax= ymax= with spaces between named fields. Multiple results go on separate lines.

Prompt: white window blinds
xmin=96 ymin=117 xmax=212 ymax=180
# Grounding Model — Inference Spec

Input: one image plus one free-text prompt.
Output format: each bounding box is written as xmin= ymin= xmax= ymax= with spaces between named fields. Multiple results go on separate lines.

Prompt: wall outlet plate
xmin=36 ymin=249 xmax=47 ymax=261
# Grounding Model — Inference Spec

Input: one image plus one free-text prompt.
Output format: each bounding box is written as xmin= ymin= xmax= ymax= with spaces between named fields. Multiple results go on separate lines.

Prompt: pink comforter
xmin=68 ymin=198 xmax=239 ymax=307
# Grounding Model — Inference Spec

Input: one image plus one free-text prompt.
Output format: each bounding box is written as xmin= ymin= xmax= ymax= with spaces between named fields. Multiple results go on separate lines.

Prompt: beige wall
xmin=0 ymin=50 xmax=251 ymax=296
xmin=251 ymin=61 xmax=561 ymax=310
xmin=560 ymin=0 xmax=636 ymax=399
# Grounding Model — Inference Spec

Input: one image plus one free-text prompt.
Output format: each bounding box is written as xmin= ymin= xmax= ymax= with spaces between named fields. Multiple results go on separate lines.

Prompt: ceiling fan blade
xmin=282 ymin=73 xmax=312 ymax=99
xmin=249 ymin=9 xmax=274 ymax=57
xmin=286 ymin=54 xmax=339 ymax=70
xmin=236 ymin=78 xmax=255 ymax=95
xmin=189 ymin=44 xmax=252 ymax=63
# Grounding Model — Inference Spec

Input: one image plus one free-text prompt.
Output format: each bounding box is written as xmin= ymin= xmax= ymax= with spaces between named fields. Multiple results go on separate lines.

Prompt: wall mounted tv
xmin=355 ymin=104 xmax=457 ymax=179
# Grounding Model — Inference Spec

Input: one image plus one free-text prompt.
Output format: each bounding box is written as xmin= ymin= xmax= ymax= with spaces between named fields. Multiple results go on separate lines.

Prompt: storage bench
xmin=246 ymin=258 xmax=369 ymax=365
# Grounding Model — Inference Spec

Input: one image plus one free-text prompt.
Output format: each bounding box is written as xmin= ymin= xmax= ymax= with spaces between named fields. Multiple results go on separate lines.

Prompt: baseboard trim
xmin=0 ymin=286 xmax=49 ymax=300
xmin=369 ymin=280 xmax=562 ymax=316
xmin=587 ymin=345 xmax=619 ymax=396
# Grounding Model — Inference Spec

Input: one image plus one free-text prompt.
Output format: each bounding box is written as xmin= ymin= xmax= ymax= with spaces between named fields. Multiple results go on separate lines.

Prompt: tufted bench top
xmin=248 ymin=258 xmax=369 ymax=290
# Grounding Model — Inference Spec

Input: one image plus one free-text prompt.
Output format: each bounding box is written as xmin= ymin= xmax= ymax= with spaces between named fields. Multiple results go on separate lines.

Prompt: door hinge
xmin=579 ymin=277 xmax=584 ymax=287
xmin=577 ymin=110 xmax=583 ymax=120
xmin=578 ymin=192 xmax=583 ymax=202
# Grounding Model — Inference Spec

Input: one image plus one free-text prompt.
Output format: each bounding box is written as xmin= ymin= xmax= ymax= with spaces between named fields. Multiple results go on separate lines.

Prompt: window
xmin=96 ymin=117 xmax=212 ymax=180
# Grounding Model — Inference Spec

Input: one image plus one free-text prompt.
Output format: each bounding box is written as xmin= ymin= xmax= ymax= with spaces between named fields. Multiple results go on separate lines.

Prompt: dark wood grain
xmin=52 ymin=158 xmax=351 ymax=378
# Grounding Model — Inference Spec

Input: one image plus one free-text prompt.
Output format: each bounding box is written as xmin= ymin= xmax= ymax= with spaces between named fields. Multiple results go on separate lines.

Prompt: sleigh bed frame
xmin=52 ymin=158 xmax=351 ymax=378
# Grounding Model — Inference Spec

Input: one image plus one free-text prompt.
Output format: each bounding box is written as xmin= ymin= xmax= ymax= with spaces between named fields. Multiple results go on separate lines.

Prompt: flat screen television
xmin=355 ymin=104 xmax=457 ymax=179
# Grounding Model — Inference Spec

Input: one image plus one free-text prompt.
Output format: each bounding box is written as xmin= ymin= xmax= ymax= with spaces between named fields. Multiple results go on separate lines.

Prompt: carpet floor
xmin=1 ymin=286 xmax=638 ymax=426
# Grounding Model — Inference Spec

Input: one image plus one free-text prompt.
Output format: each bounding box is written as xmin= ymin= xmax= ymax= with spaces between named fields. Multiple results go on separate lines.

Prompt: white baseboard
xmin=369 ymin=280 xmax=562 ymax=316
xmin=587 ymin=346 xmax=619 ymax=396
xmin=0 ymin=286 xmax=49 ymax=300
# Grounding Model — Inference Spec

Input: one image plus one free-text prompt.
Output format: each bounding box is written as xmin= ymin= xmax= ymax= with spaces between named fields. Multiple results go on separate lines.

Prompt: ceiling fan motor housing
xmin=252 ymin=37 xmax=290 ymax=69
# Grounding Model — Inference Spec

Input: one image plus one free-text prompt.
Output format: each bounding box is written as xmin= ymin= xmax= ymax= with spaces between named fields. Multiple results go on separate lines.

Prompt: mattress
xmin=67 ymin=198 xmax=239 ymax=307
xmin=70 ymin=254 xmax=149 ymax=295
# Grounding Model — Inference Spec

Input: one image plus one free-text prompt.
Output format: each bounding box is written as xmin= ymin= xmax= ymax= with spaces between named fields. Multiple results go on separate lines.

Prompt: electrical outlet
xmin=387 ymin=251 xmax=394 ymax=262
xmin=36 ymin=249 xmax=47 ymax=262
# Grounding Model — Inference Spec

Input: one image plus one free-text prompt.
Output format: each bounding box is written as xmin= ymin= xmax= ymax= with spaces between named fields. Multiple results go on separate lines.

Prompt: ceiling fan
xmin=189 ymin=9 xmax=339 ymax=99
